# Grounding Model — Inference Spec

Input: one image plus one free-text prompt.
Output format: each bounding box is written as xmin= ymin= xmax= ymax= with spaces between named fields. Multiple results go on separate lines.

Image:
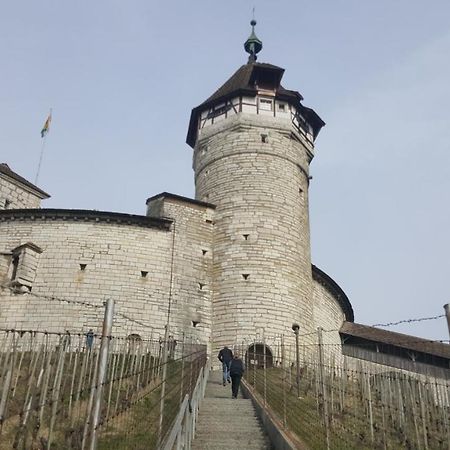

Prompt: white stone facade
xmin=0 ymin=172 xmax=45 ymax=209
xmin=0 ymin=210 xmax=210 ymax=345
xmin=193 ymin=112 xmax=316 ymax=354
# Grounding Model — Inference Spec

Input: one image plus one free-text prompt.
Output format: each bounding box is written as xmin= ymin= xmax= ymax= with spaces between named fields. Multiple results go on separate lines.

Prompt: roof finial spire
xmin=244 ymin=11 xmax=262 ymax=63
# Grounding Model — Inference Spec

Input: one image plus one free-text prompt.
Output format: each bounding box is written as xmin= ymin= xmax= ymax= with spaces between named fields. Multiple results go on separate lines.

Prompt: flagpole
xmin=35 ymin=108 xmax=52 ymax=185
xmin=35 ymin=134 xmax=47 ymax=185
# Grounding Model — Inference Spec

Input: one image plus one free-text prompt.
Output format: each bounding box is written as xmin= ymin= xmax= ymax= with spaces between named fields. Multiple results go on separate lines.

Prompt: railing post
xmin=0 ymin=362 xmax=13 ymax=433
xmin=180 ymin=332 xmax=185 ymax=405
xmin=253 ymin=339 xmax=256 ymax=387
xmin=263 ymin=331 xmax=267 ymax=406
xmin=292 ymin=324 xmax=300 ymax=398
xmin=317 ymin=327 xmax=330 ymax=450
xmin=47 ymin=332 xmax=69 ymax=449
xmin=444 ymin=304 xmax=450 ymax=339
xmin=89 ymin=298 xmax=114 ymax=450
xmin=281 ymin=334 xmax=287 ymax=428
xmin=158 ymin=326 xmax=169 ymax=446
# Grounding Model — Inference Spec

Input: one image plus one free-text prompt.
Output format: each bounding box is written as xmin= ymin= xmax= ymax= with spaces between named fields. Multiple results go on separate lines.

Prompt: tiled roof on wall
xmin=0 ymin=163 xmax=50 ymax=198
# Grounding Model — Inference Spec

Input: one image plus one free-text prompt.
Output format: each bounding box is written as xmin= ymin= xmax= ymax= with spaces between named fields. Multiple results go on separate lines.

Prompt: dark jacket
xmin=230 ymin=358 xmax=245 ymax=376
xmin=218 ymin=347 xmax=233 ymax=363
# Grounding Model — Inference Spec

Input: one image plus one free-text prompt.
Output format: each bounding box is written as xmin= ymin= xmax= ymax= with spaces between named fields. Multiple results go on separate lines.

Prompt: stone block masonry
xmin=194 ymin=113 xmax=317 ymax=356
xmin=147 ymin=193 xmax=215 ymax=349
xmin=0 ymin=165 xmax=48 ymax=209
xmin=0 ymin=177 xmax=42 ymax=209
xmin=0 ymin=210 xmax=210 ymax=343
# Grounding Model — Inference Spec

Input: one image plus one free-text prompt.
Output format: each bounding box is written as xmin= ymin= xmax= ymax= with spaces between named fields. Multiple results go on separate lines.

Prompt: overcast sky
xmin=1 ymin=1 xmax=449 ymax=340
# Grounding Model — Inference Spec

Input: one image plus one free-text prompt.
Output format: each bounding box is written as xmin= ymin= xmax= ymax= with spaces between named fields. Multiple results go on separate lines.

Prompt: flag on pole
xmin=40 ymin=112 xmax=52 ymax=138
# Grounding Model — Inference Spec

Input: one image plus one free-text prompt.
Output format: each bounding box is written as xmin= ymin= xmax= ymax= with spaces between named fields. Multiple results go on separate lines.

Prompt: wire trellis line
xmin=372 ymin=313 xmax=446 ymax=327
xmin=0 ymin=327 xmax=207 ymax=449
xmin=238 ymin=339 xmax=450 ymax=450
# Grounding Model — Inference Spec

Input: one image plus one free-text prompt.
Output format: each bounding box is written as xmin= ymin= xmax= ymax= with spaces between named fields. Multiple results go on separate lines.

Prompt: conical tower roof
xmin=186 ymin=21 xmax=325 ymax=148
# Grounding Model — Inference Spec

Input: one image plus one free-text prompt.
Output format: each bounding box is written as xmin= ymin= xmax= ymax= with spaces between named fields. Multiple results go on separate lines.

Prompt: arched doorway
xmin=127 ymin=333 xmax=142 ymax=352
xmin=246 ymin=343 xmax=273 ymax=368
xmin=127 ymin=333 xmax=142 ymax=341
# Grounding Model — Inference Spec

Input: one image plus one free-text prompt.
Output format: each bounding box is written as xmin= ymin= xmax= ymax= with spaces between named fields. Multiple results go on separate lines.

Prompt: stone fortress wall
xmin=0 ymin=163 xmax=350 ymax=361
xmin=146 ymin=193 xmax=215 ymax=349
xmin=0 ymin=204 xmax=213 ymax=346
xmin=0 ymin=169 xmax=447 ymax=380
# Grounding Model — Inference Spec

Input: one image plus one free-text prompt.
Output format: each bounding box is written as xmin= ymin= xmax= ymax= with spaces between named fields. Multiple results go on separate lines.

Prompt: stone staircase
xmin=192 ymin=371 xmax=272 ymax=450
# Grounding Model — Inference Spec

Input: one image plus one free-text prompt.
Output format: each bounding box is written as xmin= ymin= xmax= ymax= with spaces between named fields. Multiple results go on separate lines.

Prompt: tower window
xmin=242 ymin=234 xmax=249 ymax=240
xmin=4 ymin=199 xmax=11 ymax=209
xmin=141 ymin=271 xmax=148 ymax=277
xmin=242 ymin=274 xmax=250 ymax=280
xmin=11 ymin=256 xmax=19 ymax=281
xmin=278 ymin=103 xmax=286 ymax=112
xmin=261 ymin=134 xmax=268 ymax=143
xmin=192 ymin=320 xmax=200 ymax=328
xmin=80 ymin=264 xmax=87 ymax=271
xmin=259 ymin=98 xmax=273 ymax=111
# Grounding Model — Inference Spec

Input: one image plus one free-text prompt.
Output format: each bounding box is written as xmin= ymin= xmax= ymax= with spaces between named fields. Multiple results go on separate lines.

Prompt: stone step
xmin=199 ymin=411 xmax=259 ymax=423
xmin=195 ymin=430 xmax=266 ymax=443
xmin=193 ymin=439 xmax=269 ymax=447
xmin=193 ymin=441 xmax=268 ymax=447
xmin=204 ymin=390 xmax=240 ymax=396
xmin=199 ymin=408 xmax=256 ymax=412
xmin=192 ymin=444 xmax=270 ymax=450
xmin=196 ymin=415 xmax=259 ymax=422
xmin=196 ymin=429 xmax=263 ymax=435
xmin=201 ymin=399 xmax=252 ymax=404
xmin=197 ymin=415 xmax=259 ymax=421
xmin=196 ymin=414 xmax=259 ymax=421
xmin=200 ymin=403 xmax=254 ymax=408
xmin=200 ymin=404 xmax=252 ymax=408
xmin=196 ymin=420 xmax=261 ymax=429
xmin=201 ymin=402 xmax=254 ymax=413
xmin=195 ymin=430 xmax=267 ymax=436
xmin=198 ymin=412 xmax=260 ymax=425
xmin=193 ymin=443 xmax=270 ymax=450
xmin=205 ymin=393 xmax=239 ymax=398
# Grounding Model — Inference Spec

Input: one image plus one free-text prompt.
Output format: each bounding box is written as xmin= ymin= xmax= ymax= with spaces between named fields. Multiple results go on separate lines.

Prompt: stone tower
xmin=187 ymin=21 xmax=325 ymax=351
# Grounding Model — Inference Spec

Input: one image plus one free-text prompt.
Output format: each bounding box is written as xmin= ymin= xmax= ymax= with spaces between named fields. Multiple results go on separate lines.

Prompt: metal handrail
xmin=161 ymin=360 xmax=209 ymax=450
